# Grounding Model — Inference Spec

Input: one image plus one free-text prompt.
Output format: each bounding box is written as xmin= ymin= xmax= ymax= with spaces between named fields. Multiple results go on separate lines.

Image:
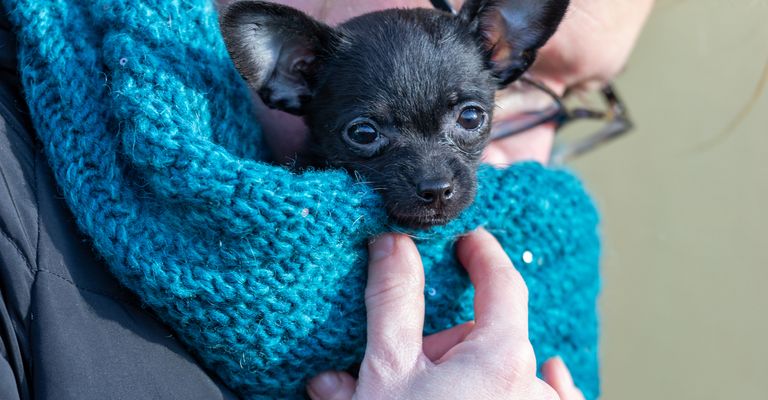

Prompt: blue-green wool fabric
xmin=2 ymin=0 xmax=602 ymax=398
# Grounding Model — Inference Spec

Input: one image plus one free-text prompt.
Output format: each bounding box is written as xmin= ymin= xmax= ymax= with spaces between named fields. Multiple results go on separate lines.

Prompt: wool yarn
xmin=3 ymin=0 xmax=602 ymax=398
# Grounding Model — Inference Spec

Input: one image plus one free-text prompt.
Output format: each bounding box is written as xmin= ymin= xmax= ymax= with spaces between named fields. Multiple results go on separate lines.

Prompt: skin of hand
xmin=306 ymin=229 xmax=585 ymax=400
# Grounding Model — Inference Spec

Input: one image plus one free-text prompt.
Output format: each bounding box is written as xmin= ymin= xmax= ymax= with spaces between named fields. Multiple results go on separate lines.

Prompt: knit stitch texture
xmin=3 ymin=0 xmax=602 ymax=398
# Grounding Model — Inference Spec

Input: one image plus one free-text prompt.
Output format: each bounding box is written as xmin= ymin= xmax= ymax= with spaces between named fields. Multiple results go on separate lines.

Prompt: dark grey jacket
xmin=0 ymin=9 xmax=238 ymax=400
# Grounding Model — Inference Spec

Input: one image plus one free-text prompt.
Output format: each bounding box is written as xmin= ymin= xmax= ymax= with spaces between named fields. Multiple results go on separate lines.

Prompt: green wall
xmin=568 ymin=1 xmax=768 ymax=398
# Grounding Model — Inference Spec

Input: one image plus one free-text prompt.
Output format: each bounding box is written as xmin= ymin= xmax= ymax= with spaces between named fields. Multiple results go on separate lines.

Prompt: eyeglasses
xmin=491 ymin=76 xmax=634 ymax=164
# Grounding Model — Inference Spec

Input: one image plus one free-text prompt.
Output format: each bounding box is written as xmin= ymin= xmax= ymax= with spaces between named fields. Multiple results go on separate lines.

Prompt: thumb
xmin=306 ymin=371 xmax=356 ymax=400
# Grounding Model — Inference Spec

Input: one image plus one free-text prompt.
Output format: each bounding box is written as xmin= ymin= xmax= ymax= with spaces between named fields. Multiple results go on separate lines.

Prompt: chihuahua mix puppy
xmin=221 ymin=0 xmax=569 ymax=227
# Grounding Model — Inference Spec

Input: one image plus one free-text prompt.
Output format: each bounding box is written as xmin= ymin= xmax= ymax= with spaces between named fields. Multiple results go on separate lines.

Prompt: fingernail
xmin=369 ymin=234 xmax=395 ymax=263
xmin=308 ymin=372 xmax=341 ymax=399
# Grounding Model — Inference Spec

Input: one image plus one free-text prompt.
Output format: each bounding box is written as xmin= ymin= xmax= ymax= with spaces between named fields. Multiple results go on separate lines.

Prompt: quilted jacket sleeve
xmin=0 ymin=8 xmax=239 ymax=400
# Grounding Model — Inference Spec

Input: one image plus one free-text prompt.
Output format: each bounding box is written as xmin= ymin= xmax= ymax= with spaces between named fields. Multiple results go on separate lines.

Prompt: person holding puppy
xmin=0 ymin=1 xmax=652 ymax=399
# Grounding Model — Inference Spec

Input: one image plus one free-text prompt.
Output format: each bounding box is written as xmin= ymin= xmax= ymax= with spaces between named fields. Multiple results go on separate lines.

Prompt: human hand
xmin=306 ymin=229 xmax=585 ymax=400
xmin=482 ymin=0 xmax=655 ymax=166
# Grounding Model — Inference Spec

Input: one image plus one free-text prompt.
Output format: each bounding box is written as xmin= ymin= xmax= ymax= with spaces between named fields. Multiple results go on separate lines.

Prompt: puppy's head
xmin=222 ymin=0 xmax=569 ymax=227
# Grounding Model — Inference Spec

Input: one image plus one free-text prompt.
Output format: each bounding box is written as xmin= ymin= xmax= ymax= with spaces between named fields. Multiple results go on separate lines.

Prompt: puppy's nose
xmin=417 ymin=179 xmax=454 ymax=205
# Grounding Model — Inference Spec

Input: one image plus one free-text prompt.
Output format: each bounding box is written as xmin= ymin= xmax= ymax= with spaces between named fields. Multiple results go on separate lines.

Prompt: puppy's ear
xmin=221 ymin=1 xmax=337 ymax=114
xmin=459 ymin=0 xmax=569 ymax=86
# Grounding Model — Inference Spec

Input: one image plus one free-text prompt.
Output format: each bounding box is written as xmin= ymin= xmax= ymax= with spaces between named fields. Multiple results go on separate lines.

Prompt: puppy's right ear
xmin=221 ymin=1 xmax=336 ymax=115
xmin=459 ymin=0 xmax=569 ymax=87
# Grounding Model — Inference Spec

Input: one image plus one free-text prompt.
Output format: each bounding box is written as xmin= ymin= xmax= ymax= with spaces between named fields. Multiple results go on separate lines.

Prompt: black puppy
xmin=221 ymin=0 xmax=568 ymax=227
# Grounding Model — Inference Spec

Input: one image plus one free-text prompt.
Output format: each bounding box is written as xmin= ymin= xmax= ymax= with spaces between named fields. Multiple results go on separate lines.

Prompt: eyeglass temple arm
xmin=550 ymin=117 xmax=633 ymax=164
xmin=551 ymin=85 xmax=634 ymax=164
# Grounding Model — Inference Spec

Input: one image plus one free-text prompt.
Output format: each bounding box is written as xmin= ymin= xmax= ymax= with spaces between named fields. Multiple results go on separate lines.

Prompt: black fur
xmin=221 ymin=0 xmax=569 ymax=227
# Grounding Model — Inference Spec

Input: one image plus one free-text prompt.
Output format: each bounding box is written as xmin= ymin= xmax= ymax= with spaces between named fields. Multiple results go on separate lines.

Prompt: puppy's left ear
xmin=459 ymin=0 xmax=569 ymax=86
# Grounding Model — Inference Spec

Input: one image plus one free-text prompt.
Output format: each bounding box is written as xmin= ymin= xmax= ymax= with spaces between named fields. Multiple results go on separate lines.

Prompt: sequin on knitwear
xmin=3 ymin=1 xmax=602 ymax=398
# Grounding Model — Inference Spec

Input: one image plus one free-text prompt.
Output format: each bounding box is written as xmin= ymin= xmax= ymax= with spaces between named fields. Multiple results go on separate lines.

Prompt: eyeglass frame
xmin=491 ymin=76 xmax=634 ymax=164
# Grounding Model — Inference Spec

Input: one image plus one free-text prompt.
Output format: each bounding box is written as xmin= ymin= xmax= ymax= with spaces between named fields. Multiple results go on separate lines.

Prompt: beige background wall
xmin=568 ymin=1 xmax=768 ymax=398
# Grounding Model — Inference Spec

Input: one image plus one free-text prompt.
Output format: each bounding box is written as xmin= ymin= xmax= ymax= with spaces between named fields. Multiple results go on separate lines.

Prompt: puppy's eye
xmin=457 ymin=106 xmax=485 ymax=130
xmin=346 ymin=122 xmax=379 ymax=145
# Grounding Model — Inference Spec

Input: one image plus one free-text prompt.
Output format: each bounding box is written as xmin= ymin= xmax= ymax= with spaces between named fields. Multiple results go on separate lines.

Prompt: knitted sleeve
xmin=2 ymin=0 xmax=602 ymax=398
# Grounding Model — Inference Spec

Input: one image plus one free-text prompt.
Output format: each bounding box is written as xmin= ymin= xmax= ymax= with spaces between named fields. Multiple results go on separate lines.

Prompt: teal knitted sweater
xmin=3 ymin=0 xmax=601 ymax=398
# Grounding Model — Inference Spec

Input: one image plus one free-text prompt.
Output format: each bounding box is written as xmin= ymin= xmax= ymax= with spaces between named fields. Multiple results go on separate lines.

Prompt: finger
xmin=306 ymin=371 xmax=357 ymax=400
xmin=364 ymin=233 xmax=425 ymax=371
xmin=456 ymin=228 xmax=528 ymax=336
xmin=542 ymin=357 xmax=586 ymax=400
xmin=422 ymin=321 xmax=475 ymax=362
